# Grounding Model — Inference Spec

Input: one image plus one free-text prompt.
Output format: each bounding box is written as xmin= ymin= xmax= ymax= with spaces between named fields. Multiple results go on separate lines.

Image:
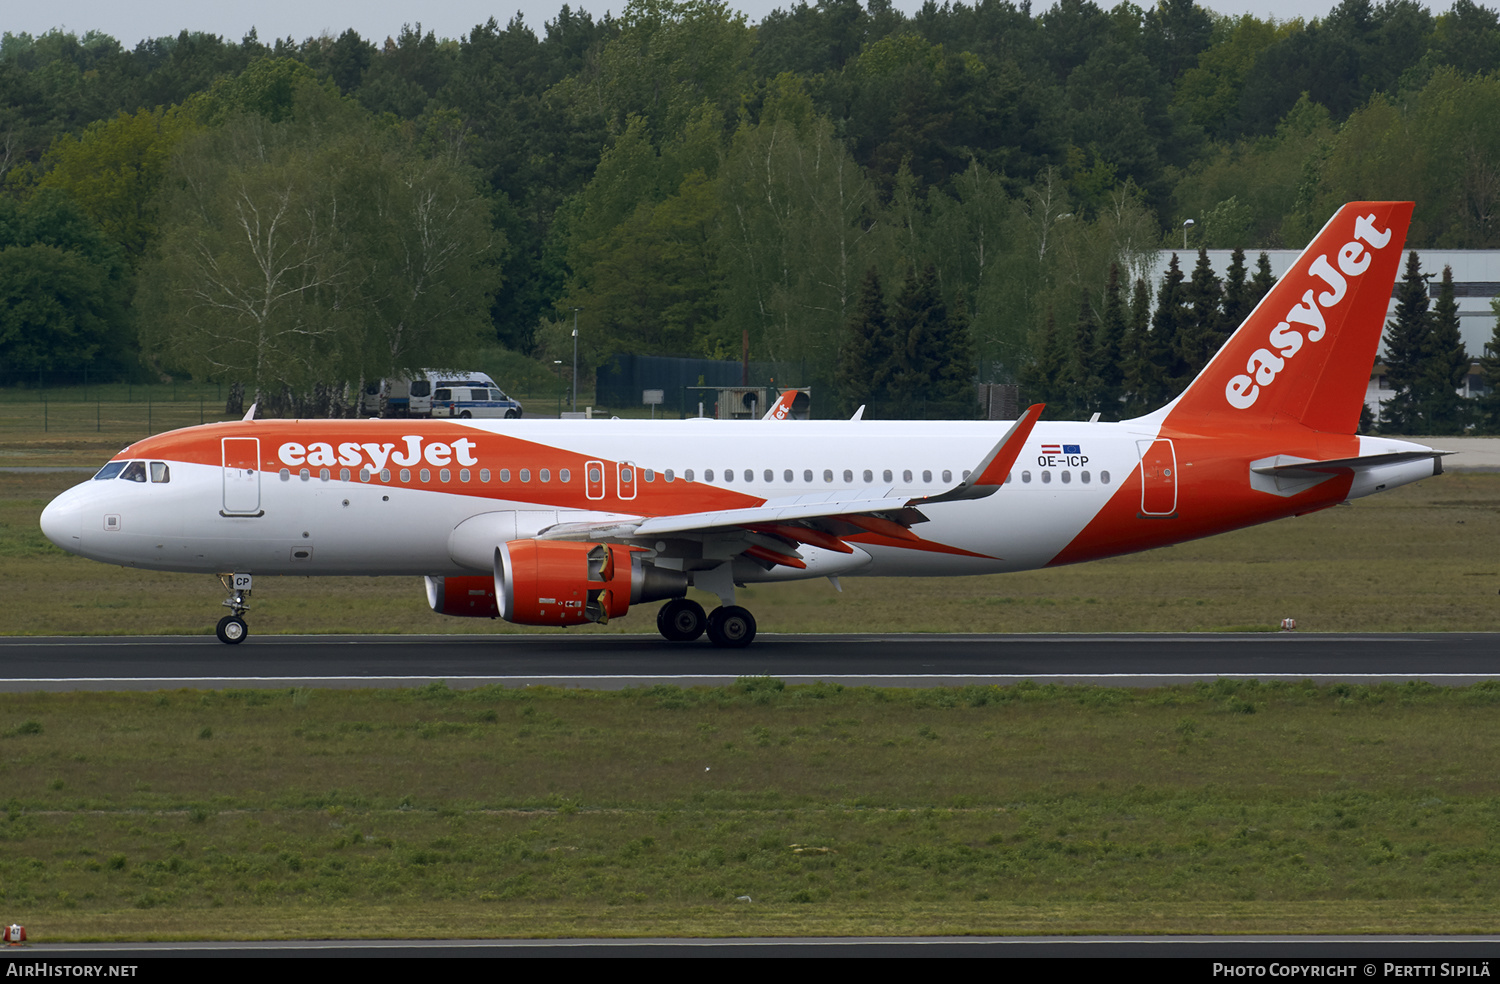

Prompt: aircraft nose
xmin=39 ymin=489 xmax=83 ymax=554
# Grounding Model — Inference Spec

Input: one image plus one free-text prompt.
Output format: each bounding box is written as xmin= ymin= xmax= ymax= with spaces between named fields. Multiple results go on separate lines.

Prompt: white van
xmin=361 ymin=370 xmax=499 ymax=417
xmin=431 ymin=384 xmax=523 ymax=418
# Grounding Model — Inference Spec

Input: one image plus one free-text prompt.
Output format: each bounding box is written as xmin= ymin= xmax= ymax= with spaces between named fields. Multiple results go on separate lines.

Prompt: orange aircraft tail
xmin=1158 ymin=201 xmax=1413 ymax=435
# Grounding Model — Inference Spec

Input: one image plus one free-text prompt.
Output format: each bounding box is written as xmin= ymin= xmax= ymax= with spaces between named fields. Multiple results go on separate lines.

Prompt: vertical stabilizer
xmin=1160 ymin=202 xmax=1412 ymax=435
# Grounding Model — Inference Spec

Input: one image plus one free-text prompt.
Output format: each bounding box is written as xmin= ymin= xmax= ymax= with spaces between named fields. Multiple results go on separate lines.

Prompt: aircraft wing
xmin=535 ymin=405 xmax=1045 ymax=567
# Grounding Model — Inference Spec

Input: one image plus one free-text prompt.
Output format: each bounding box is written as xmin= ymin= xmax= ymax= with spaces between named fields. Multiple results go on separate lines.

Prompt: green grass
xmin=2 ymin=469 xmax=1497 ymax=636
xmin=4 ymin=680 xmax=1500 ymax=939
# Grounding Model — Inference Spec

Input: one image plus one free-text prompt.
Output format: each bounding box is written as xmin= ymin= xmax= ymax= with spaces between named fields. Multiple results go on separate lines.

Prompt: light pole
xmin=570 ymin=307 xmax=581 ymax=413
xmin=1182 ymin=218 xmax=1195 ymax=250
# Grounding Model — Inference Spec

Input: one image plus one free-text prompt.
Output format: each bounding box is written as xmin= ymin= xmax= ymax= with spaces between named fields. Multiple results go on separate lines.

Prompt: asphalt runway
xmin=2 ymin=631 xmax=1497 ymax=691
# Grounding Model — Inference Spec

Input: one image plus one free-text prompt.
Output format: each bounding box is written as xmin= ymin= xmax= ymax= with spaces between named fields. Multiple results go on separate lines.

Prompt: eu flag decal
xmin=1063 ymin=444 xmax=1081 ymax=454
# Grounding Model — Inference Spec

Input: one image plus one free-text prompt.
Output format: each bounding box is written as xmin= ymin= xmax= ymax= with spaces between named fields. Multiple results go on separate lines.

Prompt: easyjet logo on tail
xmin=1224 ymin=213 xmax=1393 ymax=410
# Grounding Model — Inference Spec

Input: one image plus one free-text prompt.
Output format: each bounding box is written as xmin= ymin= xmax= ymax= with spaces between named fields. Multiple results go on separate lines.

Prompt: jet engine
xmin=494 ymin=540 xmax=689 ymax=626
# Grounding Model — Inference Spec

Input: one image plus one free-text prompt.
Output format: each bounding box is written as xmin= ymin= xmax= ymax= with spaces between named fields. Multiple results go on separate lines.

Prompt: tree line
xmin=3 ymin=0 xmax=1500 ymax=424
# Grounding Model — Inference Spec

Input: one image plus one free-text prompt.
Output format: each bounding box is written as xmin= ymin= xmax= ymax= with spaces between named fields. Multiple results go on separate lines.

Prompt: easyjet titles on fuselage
xmin=1224 ymin=212 xmax=1395 ymax=411
xmin=277 ymin=436 xmax=480 ymax=472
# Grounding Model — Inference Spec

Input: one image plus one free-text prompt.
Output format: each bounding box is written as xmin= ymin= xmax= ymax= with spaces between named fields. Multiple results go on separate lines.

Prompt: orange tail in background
xmin=1161 ymin=202 xmax=1413 ymax=435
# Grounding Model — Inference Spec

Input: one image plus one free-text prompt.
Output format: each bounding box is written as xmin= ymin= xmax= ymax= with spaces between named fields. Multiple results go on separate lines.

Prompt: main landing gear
xmin=216 ymin=573 xmax=251 ymax=645
xmin=656 ymin=598 xmax=757 ymax=648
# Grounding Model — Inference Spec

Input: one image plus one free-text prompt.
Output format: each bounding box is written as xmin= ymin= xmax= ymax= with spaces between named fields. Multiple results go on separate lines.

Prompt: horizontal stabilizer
xmin=1249 ymin=449 xmax=1449 ymax=498
xmin=1251 ymin=450 xmax=1451 ymax=478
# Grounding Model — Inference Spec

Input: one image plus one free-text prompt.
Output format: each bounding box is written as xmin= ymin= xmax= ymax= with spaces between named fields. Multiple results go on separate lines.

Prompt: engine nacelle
xmin=495 ymin=540 xmax=688 ymax=627
xmin=425 ymin=575 xmax=499 ymax=618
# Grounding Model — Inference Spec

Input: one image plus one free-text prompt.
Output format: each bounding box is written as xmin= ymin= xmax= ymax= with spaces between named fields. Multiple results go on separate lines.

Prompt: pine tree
xmin=1221 ymin=247 xmax=1250 ymax=337
xmin=1249 ymin=252 xmax=1276 ymax=311
xmin=930 ymin=295 xmax=976 ymax=419
xmin=1381 ymin=251 xmax=1431 ymax=434
xmin=1420 ymin=265 xmax=1471 ymax=434
xmin=838 ymin=269 xmax=896 ymax=418
xmin=1070 ymin=289 xmax=1099 ymax=419
xmin=1021 ymin=309 xmax=1070 ymax=417
xmin=891 ymin=265 xmax=941 ymax=418
xmin=1094 ymin=263 xmax=1127 ymax=419
xmin=1178 ymin=247 xmax=1224 ymax=382
xmin=1151 ymin=253 xmax=1189 ymax=401
xmin=1478 ymin=299 xmax=1500 ymax=434
xmin=1120 ymin=277 xmax=1158 ymax=417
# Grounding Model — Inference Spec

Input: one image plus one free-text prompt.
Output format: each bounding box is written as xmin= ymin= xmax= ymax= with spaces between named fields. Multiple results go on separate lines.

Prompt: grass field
xmin=4 ymin=679 xmax=1500 ymax=940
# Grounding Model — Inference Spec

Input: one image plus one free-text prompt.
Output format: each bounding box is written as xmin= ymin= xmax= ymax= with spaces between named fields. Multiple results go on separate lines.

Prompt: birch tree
xmin=140 ymin=83 xmax=497 ymax=410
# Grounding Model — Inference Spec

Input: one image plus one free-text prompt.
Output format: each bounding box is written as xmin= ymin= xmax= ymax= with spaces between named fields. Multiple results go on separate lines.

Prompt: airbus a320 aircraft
xmin=41 ymin=202 xmax=1445 ymax=648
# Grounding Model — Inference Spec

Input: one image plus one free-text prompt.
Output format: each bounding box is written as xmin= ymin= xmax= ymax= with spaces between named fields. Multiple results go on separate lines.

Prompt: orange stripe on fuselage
xmin=116 ymin=420 xmax=761 ymax=518
xmin=843 ymin=531 xmax=998 ymax=560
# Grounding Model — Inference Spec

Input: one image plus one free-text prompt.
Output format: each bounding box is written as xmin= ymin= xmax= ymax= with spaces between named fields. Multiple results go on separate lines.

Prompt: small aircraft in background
xmin=41 ymin=202 xmax=1443 ymax=647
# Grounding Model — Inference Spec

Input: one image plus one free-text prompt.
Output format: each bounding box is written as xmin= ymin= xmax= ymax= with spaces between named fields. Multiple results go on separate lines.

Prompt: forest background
xmin=5 ymin=0 xmax=1500 ymax=430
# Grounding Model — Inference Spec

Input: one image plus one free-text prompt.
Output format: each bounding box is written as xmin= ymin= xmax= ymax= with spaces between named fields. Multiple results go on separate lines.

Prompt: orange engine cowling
xmin=425 ymin=575 xmax=500 ymax=618
xmin=495 ymin=539 xmax=688 ymax=627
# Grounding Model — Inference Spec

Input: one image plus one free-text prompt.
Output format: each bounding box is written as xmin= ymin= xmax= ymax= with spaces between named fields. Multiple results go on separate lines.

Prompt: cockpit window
xmin=119 ymin=461 xmax=147 ymax=483
xmin=93 ymin=462 xmax=126 ymax=481
xmin=150 ymin=461 xmax=170 ymax=483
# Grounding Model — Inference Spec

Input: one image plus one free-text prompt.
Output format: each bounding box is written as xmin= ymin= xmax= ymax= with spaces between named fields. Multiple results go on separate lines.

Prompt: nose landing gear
xmin=216 ymin=573 xmax=252 ymax=644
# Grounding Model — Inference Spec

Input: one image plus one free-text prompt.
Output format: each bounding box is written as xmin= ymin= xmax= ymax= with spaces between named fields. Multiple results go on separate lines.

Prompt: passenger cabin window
xmin=434 ymin=389 xmax=452 ymax=401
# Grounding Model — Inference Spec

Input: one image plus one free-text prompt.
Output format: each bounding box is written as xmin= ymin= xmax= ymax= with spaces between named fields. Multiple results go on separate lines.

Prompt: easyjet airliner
xmin=40 ymin=202 xmax=1445 ymax=647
